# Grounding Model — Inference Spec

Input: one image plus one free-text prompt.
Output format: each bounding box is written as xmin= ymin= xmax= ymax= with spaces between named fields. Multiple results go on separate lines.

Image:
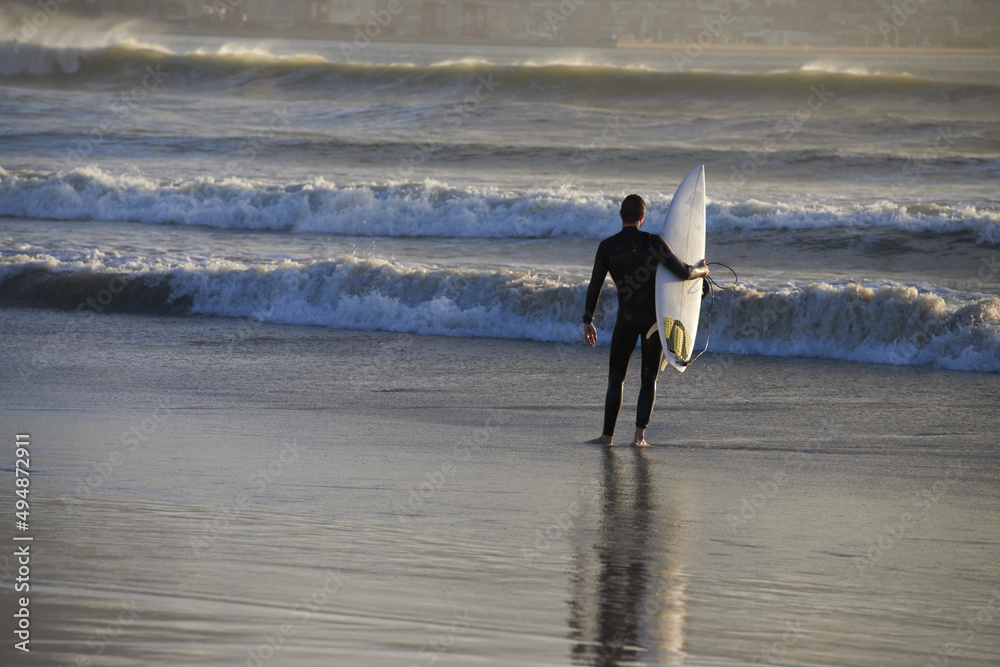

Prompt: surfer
xmin=583 ymin=194 xmax=709 ymax=447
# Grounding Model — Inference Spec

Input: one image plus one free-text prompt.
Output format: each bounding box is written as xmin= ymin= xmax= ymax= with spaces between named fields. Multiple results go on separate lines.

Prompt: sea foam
xmin=2 ymin=253 xmax=998 ymax=372
xmin=2 ymin=167 xmax=997 ymax=244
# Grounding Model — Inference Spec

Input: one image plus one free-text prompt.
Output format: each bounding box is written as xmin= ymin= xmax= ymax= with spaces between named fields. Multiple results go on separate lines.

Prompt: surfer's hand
xmin=693 ymin=259 xmax=709 ymax=279
xmin=584 ymin=323 xmax=597 ymax=347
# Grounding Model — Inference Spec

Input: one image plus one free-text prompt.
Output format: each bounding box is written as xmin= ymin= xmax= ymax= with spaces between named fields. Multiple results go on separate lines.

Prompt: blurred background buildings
xmin=6 ymin=0 xmax=999 ymax=48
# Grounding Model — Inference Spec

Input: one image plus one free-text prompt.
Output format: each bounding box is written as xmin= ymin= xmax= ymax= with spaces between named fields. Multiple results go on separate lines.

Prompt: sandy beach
xmin=2 ymin=307 xmax=998 ymax=666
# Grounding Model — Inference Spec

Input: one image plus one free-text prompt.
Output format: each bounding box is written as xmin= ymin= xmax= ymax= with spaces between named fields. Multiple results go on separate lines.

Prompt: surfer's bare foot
xmin=587 ymin=435 xmax=614 ymax=446
xmin=632 ymin=428 xmax=648 ymax=447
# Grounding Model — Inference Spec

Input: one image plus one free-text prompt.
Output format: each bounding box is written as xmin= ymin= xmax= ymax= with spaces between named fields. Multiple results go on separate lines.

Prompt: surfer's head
xmin=620 ymin=194 xmax=645 ymax=226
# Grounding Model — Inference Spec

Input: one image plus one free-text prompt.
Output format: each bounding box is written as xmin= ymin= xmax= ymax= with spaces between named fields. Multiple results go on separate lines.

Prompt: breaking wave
xmin=3 ymin=39 xmax=998 ymax=110
xmin=2 ymin=253 xmax=998 ymax=372
xmin=2 ymin=167 xmax=998 ymax=244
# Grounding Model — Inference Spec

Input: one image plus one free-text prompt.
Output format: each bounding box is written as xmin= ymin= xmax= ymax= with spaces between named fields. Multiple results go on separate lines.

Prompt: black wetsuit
xmin=583 ymin=226 xmax=699 ymax=438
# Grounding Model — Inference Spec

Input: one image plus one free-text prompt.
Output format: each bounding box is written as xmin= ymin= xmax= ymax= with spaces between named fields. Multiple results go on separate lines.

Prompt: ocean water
xmin=1 ymin=29 xmax=999 ymax=372
xmin=3 ymin=27 xmax=1000 ymax=667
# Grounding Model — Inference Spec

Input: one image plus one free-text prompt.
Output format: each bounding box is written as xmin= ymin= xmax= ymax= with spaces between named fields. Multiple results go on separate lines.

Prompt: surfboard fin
xmin=650 ymin=319 xmax=693 ymax=370
xmin=662 ymin=316 xmax=693 ymax=361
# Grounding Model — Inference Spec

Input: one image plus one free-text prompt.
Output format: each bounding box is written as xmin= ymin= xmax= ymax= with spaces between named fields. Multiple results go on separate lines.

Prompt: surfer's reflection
xmin=568 ymin=447 xmax=687 ymax=666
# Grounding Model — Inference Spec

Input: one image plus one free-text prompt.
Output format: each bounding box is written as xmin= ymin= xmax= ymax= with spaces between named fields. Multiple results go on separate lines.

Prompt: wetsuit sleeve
xmin=649 ymin=235 xmax=698 ymax=280
xmin=583 ymin=243 xmax=609 ymax=324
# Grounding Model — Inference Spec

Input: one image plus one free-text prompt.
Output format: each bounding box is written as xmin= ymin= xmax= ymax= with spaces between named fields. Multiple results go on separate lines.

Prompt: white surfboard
xmin=652 ymin=165 xmax=706 ymax=373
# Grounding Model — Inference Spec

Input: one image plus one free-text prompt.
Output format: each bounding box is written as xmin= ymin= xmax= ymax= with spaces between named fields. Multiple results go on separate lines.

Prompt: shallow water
xmin=3 ymin=309 xmax=998 ymax=665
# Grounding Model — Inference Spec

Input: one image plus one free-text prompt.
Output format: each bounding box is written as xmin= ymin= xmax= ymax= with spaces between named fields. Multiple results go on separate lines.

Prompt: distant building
xmin=25 ymin=0 xmax=996 ymax=47
xmin=239 ymin=0 xmax=305 ymax=29
xmin=190 ymin=0 xmax=386 ymax=32
xmin=308 ymin=0 xmax=380 ymax=28
xmin=413 ymin=0 xmax=521 ymax=41
xmin=962 ymin=0 xmax=1000 ymax=47
xmin=67 ymin=0 xmax=201 ymax=20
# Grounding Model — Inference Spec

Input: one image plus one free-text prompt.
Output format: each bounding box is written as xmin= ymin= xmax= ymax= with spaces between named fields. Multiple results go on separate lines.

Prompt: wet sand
xmin=1 ymin=307 xmax=999 ymax=666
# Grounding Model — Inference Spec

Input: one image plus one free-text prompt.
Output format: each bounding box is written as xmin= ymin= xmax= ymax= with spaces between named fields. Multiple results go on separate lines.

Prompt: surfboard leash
xmin=705 ymin=262 xmax=738 ymax=291
xmin=685 ymin=261 xmax=738 ymax=367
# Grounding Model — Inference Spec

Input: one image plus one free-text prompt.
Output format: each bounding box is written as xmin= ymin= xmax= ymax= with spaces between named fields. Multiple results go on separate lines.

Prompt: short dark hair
xmin=620 ymin=194 xmax=645 ymax=225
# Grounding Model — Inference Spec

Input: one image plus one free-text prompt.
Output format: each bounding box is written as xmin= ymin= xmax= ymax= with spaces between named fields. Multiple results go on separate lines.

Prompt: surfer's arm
xmin=651 ymin=237 xmax=709 ymax=280
xmin=582 ymin=246 xmax=609 ymax=326
xmin=692 ymin=259 xmax=710 ymax=279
